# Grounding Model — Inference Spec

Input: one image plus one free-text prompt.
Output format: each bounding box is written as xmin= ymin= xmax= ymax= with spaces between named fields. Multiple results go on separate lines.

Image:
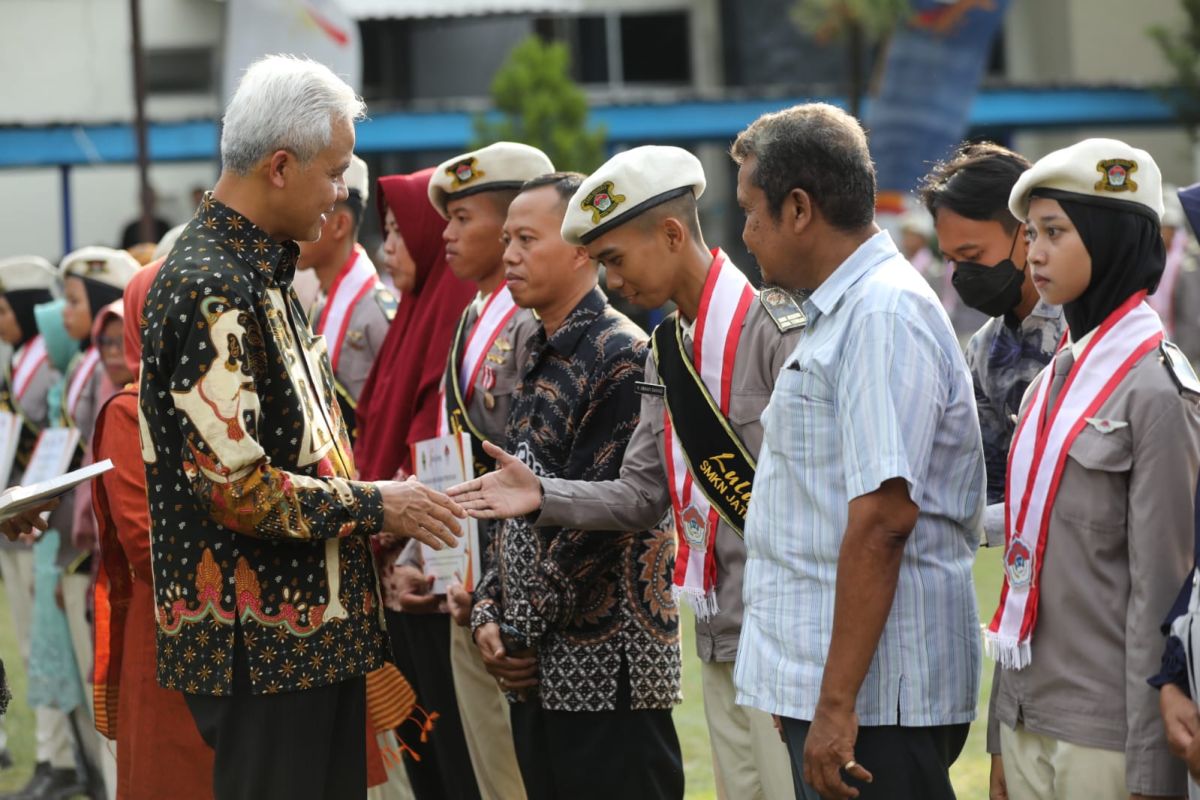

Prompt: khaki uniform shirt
xmin=0 ymin=342 xmax=60 ymax=553
xmin=311 ymin=282 xmax=396 ymax=409
xmin=537 ymin=300 xmax=803 ymax=662
xmin=989 ymin=346 xmax=1200 ymax=796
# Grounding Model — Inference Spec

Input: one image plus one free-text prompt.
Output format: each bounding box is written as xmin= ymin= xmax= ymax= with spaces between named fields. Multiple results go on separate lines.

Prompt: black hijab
xmin=5 ymin=288 xmax=53 ymax=349
xmin=1032 ymin=189 xmax=1165 ymax=338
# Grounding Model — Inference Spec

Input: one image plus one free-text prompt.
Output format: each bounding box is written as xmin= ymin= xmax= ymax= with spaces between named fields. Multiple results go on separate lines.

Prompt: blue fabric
xmin=26 ymin=529 xmax=83 ymax=712
xmin=734 ymin=231 xmax=985 ymax=726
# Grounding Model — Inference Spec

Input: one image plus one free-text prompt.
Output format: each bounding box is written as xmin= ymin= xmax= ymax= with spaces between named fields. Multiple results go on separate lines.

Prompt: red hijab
xmin=354 ymin=169 xmax=475 ymax=480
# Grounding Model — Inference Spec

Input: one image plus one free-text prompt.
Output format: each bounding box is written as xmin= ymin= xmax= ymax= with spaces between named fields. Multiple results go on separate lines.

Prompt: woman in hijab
xmin=90 ymin=260 xmax=216 ymax=800
xmin=354 ymin=168 xmax=475 ymax=482
xmin=985 ymin=138 xmax=1200 ymax=800
xmin=355 ymin=169 xmax=480 ymax=800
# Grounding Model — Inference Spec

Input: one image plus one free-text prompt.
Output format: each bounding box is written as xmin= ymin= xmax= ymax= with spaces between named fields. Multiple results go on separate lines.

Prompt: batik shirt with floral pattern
xmin=140 ymin=195 xmax=387 ymax=696
xmin=965 ymin=300 xmax=1065 ymax=504
xmin=470 ymin=288 xmax=681 ymax=712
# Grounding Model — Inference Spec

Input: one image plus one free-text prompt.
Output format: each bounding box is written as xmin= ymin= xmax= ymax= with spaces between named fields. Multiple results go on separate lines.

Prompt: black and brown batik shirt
xmin=471 ymin=287 xmax=681 ymax=712
xmin=140 ymin=195 xmax=387 ymax=697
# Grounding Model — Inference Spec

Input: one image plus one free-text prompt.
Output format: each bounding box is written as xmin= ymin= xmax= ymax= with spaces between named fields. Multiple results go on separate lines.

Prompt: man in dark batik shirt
xmin=139 ymin=55 xmax=462 ymax=800
xmin=457 ymin=173 xmax=683 ymax=800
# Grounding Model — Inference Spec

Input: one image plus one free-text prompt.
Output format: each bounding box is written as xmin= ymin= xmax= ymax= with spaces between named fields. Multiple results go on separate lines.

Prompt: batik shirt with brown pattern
xmin=470 ymin=288 xmax=681 ymax=712
xmin=140 ymin=195 xmax=387 ymax=697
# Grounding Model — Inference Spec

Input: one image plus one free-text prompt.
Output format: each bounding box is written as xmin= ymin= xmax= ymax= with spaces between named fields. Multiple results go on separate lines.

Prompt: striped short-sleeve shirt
xmin=734 ymin=230 xmax=985 ymax=727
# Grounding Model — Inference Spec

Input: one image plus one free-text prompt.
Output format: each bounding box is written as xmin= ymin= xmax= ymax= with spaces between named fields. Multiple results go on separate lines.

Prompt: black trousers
xmin=781 ymin=717 xmax=969 ymax=800
xmin=184 ymin=635 xmax=366 ymax=800
xmin=509 ymin=664 xmax=684 ymax=800
xmin=385 ymin=609 xmax=481 ymax=800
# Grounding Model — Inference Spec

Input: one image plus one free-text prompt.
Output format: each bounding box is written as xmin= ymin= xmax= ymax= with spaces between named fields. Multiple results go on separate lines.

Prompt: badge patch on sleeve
xmin=759 ymin=288 xmax=807 ymax=332
xmin=1162 ymin=341 xmax=1200 ymax=395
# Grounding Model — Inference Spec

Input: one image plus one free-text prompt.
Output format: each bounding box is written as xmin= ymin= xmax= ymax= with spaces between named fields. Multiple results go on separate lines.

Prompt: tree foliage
xmin=472 ymin=36 xmax=607 ymax=173
xmin=1149 ymin=0 xmax=1200 ymax=132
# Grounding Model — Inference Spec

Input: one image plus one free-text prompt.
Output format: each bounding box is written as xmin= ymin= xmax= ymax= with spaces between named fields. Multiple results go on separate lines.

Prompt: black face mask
xmin=950 ymin=230 xmax=1026 ymax=318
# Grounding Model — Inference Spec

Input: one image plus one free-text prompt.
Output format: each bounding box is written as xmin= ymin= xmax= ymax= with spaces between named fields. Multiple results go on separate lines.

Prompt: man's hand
xmin=473 ymin=622 xmax=538 ymax=692
xmin=989 ymin=754 xmax=1007 ymax=800
xmin=0 ymin=499 xmax=58 ymax=542
xmin=393 ymin=565 xmax=446 ymax=615
xmin=802 ymin=700 xmax=872 ymax=800
xmin=375 ymin=476 xmax=465 ymax=549
xmin=448 ymin=441 xmax=540 ymax=519
xmin=446 ymin=581 xmax=472 ymax=627
xmin=1161 ymin=683 xmax=1200 ymax=764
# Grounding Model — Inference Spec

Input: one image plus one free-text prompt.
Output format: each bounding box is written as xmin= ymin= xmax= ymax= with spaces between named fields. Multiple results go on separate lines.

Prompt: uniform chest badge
xmin=1095 ymin=159 xmax=1138 ymax=193
xmin=345 ymin=329 xmax=366 ymax=350
xmin=1005 ymin=538 xmax=1034 ymax=588
xmin=581 ymin=181 xmax=627 ymax=224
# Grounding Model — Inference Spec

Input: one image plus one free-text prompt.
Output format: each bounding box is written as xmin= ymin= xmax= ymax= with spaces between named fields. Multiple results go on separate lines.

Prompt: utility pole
xmin=130 ymin=0 xmax=153 ymax=245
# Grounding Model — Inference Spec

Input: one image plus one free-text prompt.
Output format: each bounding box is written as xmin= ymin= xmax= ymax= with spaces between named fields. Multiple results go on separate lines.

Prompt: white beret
xmin=0 ymin=256 xmax=56 ymax=294
xmin=562 ymin=146 xmax=706 ymax=246
xmin=59 ymin=246 xmax=140 ymax=291
xmin=428 ymin=142 xmax=554 ymax=219
xmin=153 ymin=223 xmax=187 ymax=261
xmin=1009 ymin=137 xmax=1164 ymax=222
xmin=346 ymin=155 xmax=369 ymax=203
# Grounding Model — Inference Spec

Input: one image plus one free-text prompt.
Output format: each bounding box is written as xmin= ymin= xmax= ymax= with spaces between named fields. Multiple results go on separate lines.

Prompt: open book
xmin=0 ymin=459 xmax=113 ymax=523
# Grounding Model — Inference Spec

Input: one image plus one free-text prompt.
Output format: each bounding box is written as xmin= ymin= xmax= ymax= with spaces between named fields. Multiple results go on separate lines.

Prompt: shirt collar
xmin=804 ymin=230 xmax=898 ymax=321
xmin=543 ymin=286 xmax=608 ymax=355
xmin=197 ymin=192 xmax=299 ymax=286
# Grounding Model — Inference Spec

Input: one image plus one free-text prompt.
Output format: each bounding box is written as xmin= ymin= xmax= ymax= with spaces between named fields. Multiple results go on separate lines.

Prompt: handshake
xmin=373 ymin=475 xmax=468 ymax=551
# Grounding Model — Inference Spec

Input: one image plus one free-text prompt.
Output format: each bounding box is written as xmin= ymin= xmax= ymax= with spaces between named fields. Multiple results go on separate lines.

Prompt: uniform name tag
xmin=635 ymin=381 xmax=666 ymax=397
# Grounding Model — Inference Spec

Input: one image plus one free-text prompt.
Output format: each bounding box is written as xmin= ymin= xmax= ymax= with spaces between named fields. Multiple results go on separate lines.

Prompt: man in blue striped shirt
xmin=731 ymin=103 xmax=985 ymax=800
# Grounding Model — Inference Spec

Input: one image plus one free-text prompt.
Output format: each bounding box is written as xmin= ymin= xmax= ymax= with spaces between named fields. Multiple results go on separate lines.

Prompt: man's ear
xmin=332 ymin=208 xmax=354 ymax=241
xmin=785 ymin=188 xmax=814 ymax=237
xmin=266 ymin=150 xmax=291 ymax=189
xmin=662 ymin=217 xmax=687 ymax=253
xmin=571 ymin=245 xmax=593 ymax=273
xmin=1013 ymin=229 xmax=1030 ymax=267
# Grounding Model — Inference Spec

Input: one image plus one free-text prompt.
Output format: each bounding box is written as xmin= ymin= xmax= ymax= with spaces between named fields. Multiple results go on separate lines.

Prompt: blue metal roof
xmin=0 ymin=86 xmax=1180 ymax=169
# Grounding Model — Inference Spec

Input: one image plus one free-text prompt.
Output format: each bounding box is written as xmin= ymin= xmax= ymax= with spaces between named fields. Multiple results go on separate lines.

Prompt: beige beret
xmin=0 ymin=256 xmax=56 ymax=294
xmin=1010 ymin=137 xmax=1164 ymax=222
xmin=428 ymin=142 xmax=554 ymax=219
xmin=345 ymin=155 xmax=369 ymax=203
xmin=562 ymin=146 xmax=706 ymax=246
xmin=59 ymin=246 xmax=140 ymax=291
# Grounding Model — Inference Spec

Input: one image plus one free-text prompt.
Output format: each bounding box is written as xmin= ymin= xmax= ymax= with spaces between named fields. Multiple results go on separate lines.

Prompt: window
xmin=550 ymin=11 xmax=692 ymax=88
xmin=144 ymin=48 xmax=214 ymax=95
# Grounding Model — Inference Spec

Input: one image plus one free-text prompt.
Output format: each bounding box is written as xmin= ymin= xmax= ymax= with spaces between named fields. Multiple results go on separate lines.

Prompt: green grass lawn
xmin=0 ymin=550 xmax=1003 ymax=798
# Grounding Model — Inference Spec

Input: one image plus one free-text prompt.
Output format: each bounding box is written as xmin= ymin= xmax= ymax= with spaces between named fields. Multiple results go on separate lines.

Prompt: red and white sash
xmin=663 ymin=250 xmax=755 ymax=619
xmin=986 ymin=292 xmax=1163 ymax=668
xmin=12 ymin=335 xmax=47 ymax=403
xmin=436 ymin=285 xmax=518 ymax=436
xmin=314 ymin=245 xmax=378 ymax=374
xmin=66 ymin=346 xmax=101 ymax=424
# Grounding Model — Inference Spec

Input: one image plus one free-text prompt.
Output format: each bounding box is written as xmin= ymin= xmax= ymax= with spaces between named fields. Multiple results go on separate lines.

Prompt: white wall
xmin=0 ymin=161 xmax=217 ymax=262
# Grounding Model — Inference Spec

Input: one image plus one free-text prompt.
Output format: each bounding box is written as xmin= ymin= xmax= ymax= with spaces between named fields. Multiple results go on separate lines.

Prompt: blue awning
xmin=0 ymin=86 xmax=1180 ymax=169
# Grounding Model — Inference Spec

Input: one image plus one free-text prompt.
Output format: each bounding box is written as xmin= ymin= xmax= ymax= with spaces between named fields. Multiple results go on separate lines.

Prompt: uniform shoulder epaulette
xmin=759 ymin=287 xmax=807 ymax=333
xmin=1161 ymin=341 xmax=1200 ymax=395
xmin=375 ymin=286 xmax=398 ymax=322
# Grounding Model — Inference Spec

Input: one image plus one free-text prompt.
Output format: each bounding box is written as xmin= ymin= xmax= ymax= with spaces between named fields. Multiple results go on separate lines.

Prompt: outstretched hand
xmin=447 ymin=441 xmax=541 ymax=520
xmin=0 ymin=498 xmax=58 ymax=542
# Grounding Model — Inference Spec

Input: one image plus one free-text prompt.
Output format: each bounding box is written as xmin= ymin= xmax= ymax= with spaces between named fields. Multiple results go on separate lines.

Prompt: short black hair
xmin=637 ymin=191 xmax=704 ymax=243
xmin=731 ymin=103 xmax=876 ymax=231
xmin=919 ymin=142 xmax=1032 ymax=233
xmin=341 ymin=191 xmax=365 ymax=234
xmin=520 ymin=171 xmax=586 ymax=208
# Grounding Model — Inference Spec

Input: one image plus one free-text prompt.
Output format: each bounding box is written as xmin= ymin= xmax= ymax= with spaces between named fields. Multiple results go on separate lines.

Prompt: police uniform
xmin=533 ymin=146 xmax=798 ymax=800
xmin=402 ymin=142 xmax=553 ymax=800
xmin=985 ymin=139 xmax=1200 ymax=799
xmin=0 ymin=256 xmax=77 ymax=782
xmin=307 ymin=157 xmax=397 ymax=435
